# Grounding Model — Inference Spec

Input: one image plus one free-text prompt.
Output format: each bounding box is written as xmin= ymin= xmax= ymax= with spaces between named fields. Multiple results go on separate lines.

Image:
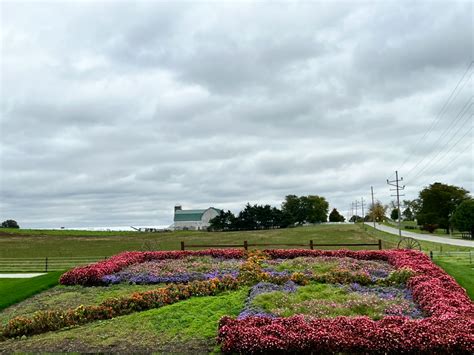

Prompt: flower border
xmin=217 ymin=249 xmax=474 ymax=353
xmin=59 ymin=249 xmax=244 ymax=286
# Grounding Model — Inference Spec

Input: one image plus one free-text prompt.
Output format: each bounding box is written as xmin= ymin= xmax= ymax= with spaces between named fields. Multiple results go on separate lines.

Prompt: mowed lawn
xmin=434 ymin=256 xmax=474 ymax=299
xmin=0 ymin=272 xmax=63 ymax=311
xmin=1 ymin=224 xmax=472 ymax=259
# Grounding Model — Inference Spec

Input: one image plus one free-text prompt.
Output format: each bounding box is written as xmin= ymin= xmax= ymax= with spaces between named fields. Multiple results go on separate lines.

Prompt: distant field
xmin=1 ymin=224 xmax=471 ymax=260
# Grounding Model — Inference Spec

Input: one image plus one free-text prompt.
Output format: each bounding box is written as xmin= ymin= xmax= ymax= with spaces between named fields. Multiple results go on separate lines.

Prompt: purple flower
xmin=238 ymin=281 xmax=298 ymax=319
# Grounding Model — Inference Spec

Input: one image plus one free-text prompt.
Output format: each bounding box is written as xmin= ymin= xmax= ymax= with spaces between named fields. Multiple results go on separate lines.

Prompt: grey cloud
xmin=1 ymin=1 xmax=472 ymax=228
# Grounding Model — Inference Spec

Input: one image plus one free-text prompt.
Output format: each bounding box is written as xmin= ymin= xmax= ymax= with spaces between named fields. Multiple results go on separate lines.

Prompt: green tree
xmin=281 ymin=195 xmax=305 ymax=225
xmin=390 ymin=208 xmax=399 ymax=220
xmin=329 ymin=208 xmax=345 ymax=222
xmin=303 ymin=195 xmax=329 ymax=223
xmin=416 ymin=182 xmax=469 ymax=233
xmin=282 ymin=195 xmax=329 ymax=224
xmin=402 ymin=207 xmax=414 ymax=221
xmin=451 ymin=199 xmax=474 ymax=237
xmin=209 ymin=210 xmax=236 ymax=231
xmin=1 ymin=220 xmax=19 ymax=228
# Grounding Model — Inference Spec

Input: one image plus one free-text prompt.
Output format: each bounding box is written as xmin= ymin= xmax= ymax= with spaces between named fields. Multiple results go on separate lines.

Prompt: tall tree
xmin=329 ymin=208 xmax=345 ymax=222
xmin=368 ymin=201 xmax=387 ymax=222
xmin=282 ymin=195 xmax=305 ymax=225
xmin=304 ymin=195 xmax=329 ymax=223
xmin=451 ymin=199 xmax=474 ymax=237
xmin=209 ymin=210 xmax=236 ymax=231
xmin=282 ymin=195 xmax=329 ymax=224
xmin=416 ymin=182 xmax=469 ymax=233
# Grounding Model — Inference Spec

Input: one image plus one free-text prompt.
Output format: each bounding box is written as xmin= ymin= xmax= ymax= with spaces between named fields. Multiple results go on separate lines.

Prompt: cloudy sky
xmin=1 ymin=0 xmax=472 ymax=228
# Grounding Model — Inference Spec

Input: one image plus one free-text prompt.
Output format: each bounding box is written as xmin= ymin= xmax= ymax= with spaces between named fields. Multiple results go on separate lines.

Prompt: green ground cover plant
xmin=0 ymin=272 xmax=63 ymax=311
xmin=250 ymin=282 xmax=418 ymax=320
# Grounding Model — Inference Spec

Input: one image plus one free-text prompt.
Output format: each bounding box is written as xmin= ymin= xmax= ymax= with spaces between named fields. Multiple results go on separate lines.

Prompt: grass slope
xmin=0 ymin=288 xmax=248 ymax=353
xmin=1 ymin=224 xmax=471 ymax=260
xmin=0 ymin=272 xmax=63 ymax=311
xmin=434 ymin=257 xmax=474 ymax=299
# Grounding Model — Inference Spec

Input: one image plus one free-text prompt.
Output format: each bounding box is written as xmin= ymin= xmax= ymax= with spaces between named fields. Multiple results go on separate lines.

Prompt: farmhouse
xmin=172 ymin=205 xmax=221 ymax=230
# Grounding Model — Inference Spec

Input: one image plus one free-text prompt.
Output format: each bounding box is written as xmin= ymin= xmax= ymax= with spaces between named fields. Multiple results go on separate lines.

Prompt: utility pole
xmin=354 ymin=200 xmax=359 ymax=218
xmin=387 ymin=171 xmax=405 ymax=238
xmin=371 ymin=186 xmax=376 ymax=229
xmin=361 ymin=197 xmax=365 ymax=227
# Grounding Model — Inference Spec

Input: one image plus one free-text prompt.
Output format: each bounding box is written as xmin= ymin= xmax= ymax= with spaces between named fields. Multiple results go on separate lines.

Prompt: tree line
xmin=209 ymin=194 xmax=335 ymax=231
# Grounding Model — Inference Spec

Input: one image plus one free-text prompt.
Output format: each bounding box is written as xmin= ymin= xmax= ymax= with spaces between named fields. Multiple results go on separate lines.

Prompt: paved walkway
xmin=375 ymin=223 xmax=474 ymax=248
xmin=0 ymin=273 xmax=46 ymax=278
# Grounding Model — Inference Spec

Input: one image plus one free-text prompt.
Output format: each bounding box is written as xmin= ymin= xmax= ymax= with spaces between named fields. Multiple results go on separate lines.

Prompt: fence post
xmin=180 ymin=241 xmax=185 ymax=251
xmin=244 ymin=240 xmax=248 ymax=251
xmin=430 ymin=251 xmax=433 ymax=260
xmin=45 ymin=257 xmax=48 ymax=272
xmin=378 ymin=239 xmax=382 ymax=250
xmin=310 ymin=240 xmax=314 ymax=250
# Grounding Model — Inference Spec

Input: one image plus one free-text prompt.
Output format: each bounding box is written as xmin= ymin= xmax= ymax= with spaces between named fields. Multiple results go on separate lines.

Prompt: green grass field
xmin=1 ymin=224 xmax=471 ymax=260
xmin=0 ymin=272 xmax=63 ymax=311
xmin=433 ymin=255 xmax=474 ymax=299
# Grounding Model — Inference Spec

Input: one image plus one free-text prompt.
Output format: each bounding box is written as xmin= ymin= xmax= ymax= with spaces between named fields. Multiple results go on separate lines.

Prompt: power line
xmin=410 ymin=124 xmax=473 ymax=184
xmin=405 ymin=99 xmax=473 ymax=180
xmin=430 ymin=141 xmax=473 ymax=181
xmin=390 ymin=61 xmax=473 ymax=179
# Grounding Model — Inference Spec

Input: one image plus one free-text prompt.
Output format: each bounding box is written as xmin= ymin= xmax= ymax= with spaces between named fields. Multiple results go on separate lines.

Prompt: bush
xmin=421 ymin=224 xmax=438 ymax=233
xmin=1 ymin=220 xmax=19 ymax=228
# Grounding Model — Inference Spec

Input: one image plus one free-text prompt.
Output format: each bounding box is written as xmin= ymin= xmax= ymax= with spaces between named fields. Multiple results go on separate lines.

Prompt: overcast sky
xmin=1 ymin=0 xmax=473 ymax=228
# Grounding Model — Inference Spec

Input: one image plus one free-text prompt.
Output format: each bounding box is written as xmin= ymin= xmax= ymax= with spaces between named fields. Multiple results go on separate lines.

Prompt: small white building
xmin=172 ymin=205 xmax=221 ymax=230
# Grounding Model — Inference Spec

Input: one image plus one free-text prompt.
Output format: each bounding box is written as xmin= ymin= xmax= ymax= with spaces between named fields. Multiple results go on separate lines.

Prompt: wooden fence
xmin=181 ymin=239 xmax=383 ymax=251
xmin=0 ymin=256 xmax=106 ymax=273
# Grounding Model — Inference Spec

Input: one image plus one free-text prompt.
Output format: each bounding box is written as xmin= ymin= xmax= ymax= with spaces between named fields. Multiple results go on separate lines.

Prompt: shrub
xmin=421 ymin=224 xmax=438 ymax=233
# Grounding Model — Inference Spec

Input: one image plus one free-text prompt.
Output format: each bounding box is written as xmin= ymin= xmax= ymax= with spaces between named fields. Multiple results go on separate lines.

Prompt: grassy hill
xmin=1 ymin=224 xmax=472 ymax=259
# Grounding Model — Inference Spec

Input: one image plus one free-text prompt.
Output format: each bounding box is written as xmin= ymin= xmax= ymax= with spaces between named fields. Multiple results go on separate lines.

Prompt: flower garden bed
xmin=1 ymin=249 xmax=472 ymax=353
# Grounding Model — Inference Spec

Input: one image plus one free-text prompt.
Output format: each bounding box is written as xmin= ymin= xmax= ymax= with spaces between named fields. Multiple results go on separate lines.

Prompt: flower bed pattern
xmin=2 ymin=249 xmax=472 ymax=354
xmin=218 ymin=249 xmax=474 ymax=353
xmin=59 ymin=249 xmax=244 ymax=286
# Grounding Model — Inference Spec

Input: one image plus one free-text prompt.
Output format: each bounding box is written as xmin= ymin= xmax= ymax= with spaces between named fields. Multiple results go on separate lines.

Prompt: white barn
xmin=172 ymin=205 xmax=221 ymax=231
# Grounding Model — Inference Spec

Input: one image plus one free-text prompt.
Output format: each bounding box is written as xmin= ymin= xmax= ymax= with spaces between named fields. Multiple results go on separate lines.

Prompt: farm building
xmin=172 ymin=205 xmax=221 ymax=230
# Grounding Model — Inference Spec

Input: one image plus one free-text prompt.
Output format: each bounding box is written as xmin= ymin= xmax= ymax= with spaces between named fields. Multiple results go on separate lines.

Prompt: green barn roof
xmin=173 ymin=208 xmax=220 ymax=222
